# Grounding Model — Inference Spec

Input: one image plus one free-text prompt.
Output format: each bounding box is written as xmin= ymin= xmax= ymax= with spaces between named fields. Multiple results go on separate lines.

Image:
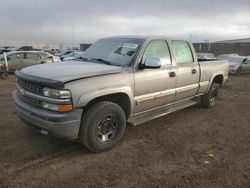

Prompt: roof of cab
xmin=102 ymin=35 xmax=190 ymax=42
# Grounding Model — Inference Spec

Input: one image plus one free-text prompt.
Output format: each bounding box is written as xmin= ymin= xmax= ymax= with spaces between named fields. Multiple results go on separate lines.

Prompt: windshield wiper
xmin=91 ymin=58 xmax=112 ymax=65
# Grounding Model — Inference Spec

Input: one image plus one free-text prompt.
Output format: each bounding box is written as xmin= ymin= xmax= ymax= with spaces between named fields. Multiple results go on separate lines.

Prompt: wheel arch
xmin=77 ymin=87 xmax=134 ymax=118
xmin=212 ymin=74 xmax=224 ymax=87
xmin=84 ymin=93 xmax=132 ymax=118
xmin=207 ymin=73 xmax=224 ymax=91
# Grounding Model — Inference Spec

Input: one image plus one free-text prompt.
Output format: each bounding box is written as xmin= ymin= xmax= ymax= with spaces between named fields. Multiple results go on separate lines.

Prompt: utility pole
xmin=72 ymin=24 xmax=75 ymax=52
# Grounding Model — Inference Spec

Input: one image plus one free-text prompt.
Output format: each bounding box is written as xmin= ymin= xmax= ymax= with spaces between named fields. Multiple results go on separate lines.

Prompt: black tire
xmin=236 ymin=67 xmax=241 ymax=76
xmin=201 ymin=83 xmax=220 ymax=108
xmin=80 ymin=101 xmax=126 ymax=152
xmin=1 ymin=72 xmax=8 ymax=79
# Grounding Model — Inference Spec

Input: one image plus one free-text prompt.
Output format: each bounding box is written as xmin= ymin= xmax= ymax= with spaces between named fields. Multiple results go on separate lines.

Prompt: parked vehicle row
xmin=196 ymin=53 xmax=216 ymax=60
xmin=0 ymin=46 xmax=34 ymax=55
xmin=217 ymin=54 xmax=250 ymax=75
xmin=0 ymin=51 xmax=60 ymax=73
xmin=196 ymin=53 xmax=250 ymax=75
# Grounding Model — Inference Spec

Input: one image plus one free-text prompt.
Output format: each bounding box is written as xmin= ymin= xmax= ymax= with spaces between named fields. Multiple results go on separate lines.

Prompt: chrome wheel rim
xmin=96 ymin=114 xmax=118 ymax=143
xmin=210 ymin=88 xmax=218 ymax=105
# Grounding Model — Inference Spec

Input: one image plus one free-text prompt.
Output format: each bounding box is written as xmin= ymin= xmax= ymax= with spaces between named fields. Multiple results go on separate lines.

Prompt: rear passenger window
xmin=143 ymin=40 xmax=171 ymax=66
xmin=8 ymin=53 xmax=24 ymax=60
xmin=172 ymin=41 xmax=193 ymax=64
xmin=26 ymin=53 xmax=40 ymax=61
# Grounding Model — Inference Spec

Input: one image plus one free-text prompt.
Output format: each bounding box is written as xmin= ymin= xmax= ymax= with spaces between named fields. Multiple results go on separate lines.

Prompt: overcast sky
xmin=0 ymin=0 xmax=249 ymax=48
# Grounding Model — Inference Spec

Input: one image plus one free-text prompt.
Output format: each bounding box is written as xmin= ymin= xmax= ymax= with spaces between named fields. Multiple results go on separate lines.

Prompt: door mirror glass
xmin=242 ymin=59 xmax=248 ymax=64
xmin=143 ymin=57 xmax=161 ymax=69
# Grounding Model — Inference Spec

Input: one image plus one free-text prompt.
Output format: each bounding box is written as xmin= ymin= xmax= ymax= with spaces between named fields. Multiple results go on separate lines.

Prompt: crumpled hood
xmin=21 ymin=61 xmax=122 ymax=83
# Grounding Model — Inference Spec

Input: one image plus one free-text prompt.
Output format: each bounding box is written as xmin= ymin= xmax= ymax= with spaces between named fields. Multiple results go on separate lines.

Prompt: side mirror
xmin=141 ymin=57 xmax=161 ymax=69
xmin=242 ymin=59 xmax=248 ymax=64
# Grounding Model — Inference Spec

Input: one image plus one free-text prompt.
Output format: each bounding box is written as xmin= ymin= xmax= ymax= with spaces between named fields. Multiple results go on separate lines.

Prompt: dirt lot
xmin=0 ymin=75 xmax=250 ymax=188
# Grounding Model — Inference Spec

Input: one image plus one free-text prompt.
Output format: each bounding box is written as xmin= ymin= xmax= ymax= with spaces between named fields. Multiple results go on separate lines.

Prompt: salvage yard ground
xmin=0 ymin=75 xmax=250 ymax=188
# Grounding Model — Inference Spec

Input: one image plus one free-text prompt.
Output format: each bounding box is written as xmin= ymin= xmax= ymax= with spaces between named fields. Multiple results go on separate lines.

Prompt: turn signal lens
xmin=42 ymin=102 xmax=73 ymax=112
xmin=58 ymin=104 xmax=73 ymax=112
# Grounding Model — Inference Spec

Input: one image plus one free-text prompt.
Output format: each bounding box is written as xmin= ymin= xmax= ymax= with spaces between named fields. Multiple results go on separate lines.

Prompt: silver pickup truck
xmin=13 ymin=36 xmax=229 ymax=152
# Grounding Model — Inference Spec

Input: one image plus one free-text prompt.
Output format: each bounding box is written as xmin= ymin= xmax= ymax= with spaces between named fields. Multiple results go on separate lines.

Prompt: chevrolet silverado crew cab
xmin=13 ymin=36 xmax=229 ymax=152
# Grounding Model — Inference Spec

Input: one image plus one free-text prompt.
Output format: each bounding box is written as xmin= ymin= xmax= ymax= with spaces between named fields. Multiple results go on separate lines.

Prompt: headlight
xmin=43 ymin=87 xmax=71 ymax=99
xmin=230 ymin=65 xmax=238 ymax=69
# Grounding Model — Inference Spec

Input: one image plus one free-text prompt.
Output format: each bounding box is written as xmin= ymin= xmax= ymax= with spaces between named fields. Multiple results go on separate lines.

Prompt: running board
xmin=128 ymin=99 xmax=198 ymax=126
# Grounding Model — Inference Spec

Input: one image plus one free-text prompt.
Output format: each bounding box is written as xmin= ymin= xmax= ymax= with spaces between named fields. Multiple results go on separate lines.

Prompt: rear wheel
xmin=80 ymin=101 xmax=126 ymax=152
xmin=201 ymin=83 xmax=220 ymax=108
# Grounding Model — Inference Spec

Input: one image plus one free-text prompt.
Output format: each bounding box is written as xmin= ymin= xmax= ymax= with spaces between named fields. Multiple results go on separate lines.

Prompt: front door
xmin=133 ymin=40 xmax=177 ymax=114
xmin=241 ymin=58 xmax=250 ymax=73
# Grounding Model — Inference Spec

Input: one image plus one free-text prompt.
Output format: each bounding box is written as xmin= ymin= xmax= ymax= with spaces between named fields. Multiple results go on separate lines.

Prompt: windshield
xmin=79 ymin=38 xmax=143 ymax=66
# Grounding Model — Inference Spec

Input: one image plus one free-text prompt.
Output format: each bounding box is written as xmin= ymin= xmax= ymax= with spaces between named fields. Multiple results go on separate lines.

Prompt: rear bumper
xmin=12 ymin=90 xmax=83 ymax=140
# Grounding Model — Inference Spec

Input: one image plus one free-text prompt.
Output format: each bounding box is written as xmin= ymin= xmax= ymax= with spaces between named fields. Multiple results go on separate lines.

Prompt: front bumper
xmin=12 ymin=90 xmax=83 ymax=140
xmin=229 ymin=67 xmax=239 ymax=74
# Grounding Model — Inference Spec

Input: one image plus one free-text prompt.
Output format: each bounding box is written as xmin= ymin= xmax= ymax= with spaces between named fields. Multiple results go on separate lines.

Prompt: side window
xmin=8 ymin=53 xmax=24 ymax=61
xmin=142 ymin=40 xmax=171 ymax=66
xmin=26 ymin=53 xmax=40 ymax=61
xmin=7 ymin=54 xmax=16 ymax=61
xmin=172 ymin=41 xmax=193 ymax=64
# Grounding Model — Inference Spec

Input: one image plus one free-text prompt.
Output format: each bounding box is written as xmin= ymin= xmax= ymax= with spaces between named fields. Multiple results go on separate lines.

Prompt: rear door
xmin=133 ymin=40 xmax=177 ymax=113
xmin=171 ymin=40 xmax=200 ymax=101
xmin=24 ymin=53 xmax=41 ymax=67
xmin=7 ymin=53 xmax=25 ymax=71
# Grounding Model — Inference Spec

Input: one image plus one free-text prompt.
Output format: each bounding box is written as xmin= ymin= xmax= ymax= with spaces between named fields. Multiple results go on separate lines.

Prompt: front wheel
xmin=236 ymin=67 xmax=241 ymax=76
xmin=201 ymin=83 xmax=220 ymax=108
xmin=80 ymin=101 xmax=126 ymax=152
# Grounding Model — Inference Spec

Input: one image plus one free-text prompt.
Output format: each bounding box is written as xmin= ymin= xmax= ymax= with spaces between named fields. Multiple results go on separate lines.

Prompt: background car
xmin=0 ymin=51 xmax=59 ymax=73
xmin=1 ymin=46 xmax=34 ymax=54
xmin=217 ymin=55 xmax=249 ymax=75
xmin=54 ymin=50 xmax=73 ymax=59
xmin=217 ymin=54 xmax=239 ymax=59
xmin=0 ymin=46 xmax=14 ymax=54
xmin=196 ymin=53 xmax=216 ymax=60
xmin=62 ymin=51 xmax=85 ymax=61
xmin=35 ymin=51 xmax=61 ymax=62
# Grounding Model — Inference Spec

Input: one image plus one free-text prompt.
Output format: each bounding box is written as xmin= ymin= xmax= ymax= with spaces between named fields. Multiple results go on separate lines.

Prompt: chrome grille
xmin=17 ymin=79 xmax=43 ymax=94
xmin=17 ymin=78 xmax=43 ymax=107
xmin=19 ymin=92 xmax=41 ymax=107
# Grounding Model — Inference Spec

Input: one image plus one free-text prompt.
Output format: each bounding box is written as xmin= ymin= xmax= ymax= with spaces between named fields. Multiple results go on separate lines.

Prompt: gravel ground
xmin=0 ymin=74 xmax=250 ymax=188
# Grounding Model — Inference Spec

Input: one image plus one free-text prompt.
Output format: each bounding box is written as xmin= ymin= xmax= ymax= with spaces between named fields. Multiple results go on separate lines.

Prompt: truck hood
xmin=21 ymin=61 xmax=123 ymax=83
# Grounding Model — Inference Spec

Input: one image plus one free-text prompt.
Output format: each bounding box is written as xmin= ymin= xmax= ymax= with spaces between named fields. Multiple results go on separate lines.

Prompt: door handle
xmin=192 ymin=69 xmax=197 ymax=74
xmin=169 ymin=71 xmax=176 ymax=77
